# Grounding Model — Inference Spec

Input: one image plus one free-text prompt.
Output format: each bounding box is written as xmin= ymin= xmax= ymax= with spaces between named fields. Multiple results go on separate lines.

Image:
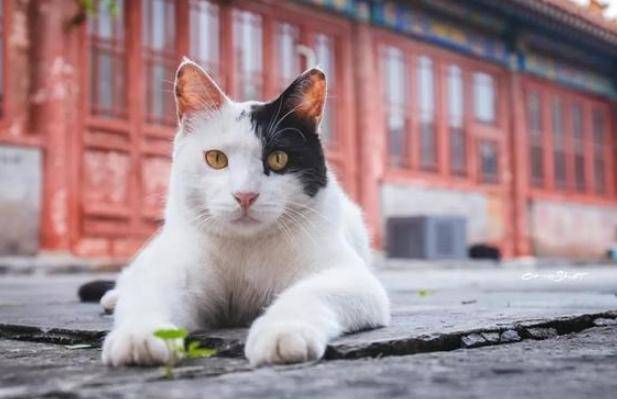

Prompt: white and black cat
xmin=101 ymin=59 xmax=390 ymax=367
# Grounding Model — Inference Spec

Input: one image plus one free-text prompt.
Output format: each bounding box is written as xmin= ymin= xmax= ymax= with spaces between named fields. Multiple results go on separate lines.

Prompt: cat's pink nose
xmin=233 ymin=192 xmax=259 ymax=209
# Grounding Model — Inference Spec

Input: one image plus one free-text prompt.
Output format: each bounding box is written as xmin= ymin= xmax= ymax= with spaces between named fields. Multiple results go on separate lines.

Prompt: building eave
xmin=471 ymin=0 xmax=617 ymax=52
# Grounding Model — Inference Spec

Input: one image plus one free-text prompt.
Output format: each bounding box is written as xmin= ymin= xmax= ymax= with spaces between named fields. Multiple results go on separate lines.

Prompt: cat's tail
xmin=77 ymin=280 xmax=118 ymax=313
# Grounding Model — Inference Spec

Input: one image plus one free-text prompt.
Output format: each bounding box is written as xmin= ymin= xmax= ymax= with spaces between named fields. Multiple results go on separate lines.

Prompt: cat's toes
xmin=245 ymin=319 xmax=327 ymax=366
xmin=102 ymin=324 xmax=182 ymax=367
xmin=100 ymin=289 xmax=119 ymax=313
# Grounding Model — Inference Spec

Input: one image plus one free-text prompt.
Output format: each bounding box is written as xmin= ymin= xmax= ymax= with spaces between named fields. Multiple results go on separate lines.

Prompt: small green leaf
xmin=106 ymin=0 xmax=119 ymax=16
xmin=162 ymin=365 xmax=174 ymax=379
xmin=79 ymin=0 xmax=96 ymax=14
xmin=153 ymin=328 xmax=189 ymax=340
xmin=186 ymin=341 xmax=216 ymax=359
xmin=187 ymin=341 xmax=200 ymax=352
xmin=418 ymin=289 xmax=434 ymax=297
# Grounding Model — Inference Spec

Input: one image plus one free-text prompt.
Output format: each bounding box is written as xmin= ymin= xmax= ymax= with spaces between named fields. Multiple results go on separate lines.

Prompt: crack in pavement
xmin=2 ymin=325 xmax=617 ymax=399
xmin=2 ymin=311 xmax=616 ymax=364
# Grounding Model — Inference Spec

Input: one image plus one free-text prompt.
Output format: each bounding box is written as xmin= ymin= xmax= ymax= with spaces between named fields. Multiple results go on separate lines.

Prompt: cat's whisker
xmin=285 ymin=200 xmax=333 ymax=225
xmin=276 ymin=215 xmax=294 ymax=247
xmin=284 ymin=206 xmax=322 ymax=232
xmin=282 ymin=208 xmax=318 ymax=246
xmin=186 ymin=210 xmax=213 ymax=227
xmin=266 ymin=96 xmax=285 ymax=139
xmin=271 ymin=127 xmax=307 ymax=142
xmin=268 ymin=96 xmax=318 ymax=137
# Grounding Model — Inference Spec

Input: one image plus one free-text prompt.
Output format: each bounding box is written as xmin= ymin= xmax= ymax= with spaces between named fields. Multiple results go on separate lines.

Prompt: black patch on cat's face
xmin=249 ymin=97 xmax=327 ymax=197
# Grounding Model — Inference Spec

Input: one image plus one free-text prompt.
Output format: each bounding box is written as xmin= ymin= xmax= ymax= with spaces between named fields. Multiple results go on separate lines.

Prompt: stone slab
xmin=1 ymin=269 xmax=617 ymax=359
xmin=2 ymin=326 xmax=616 ymax=399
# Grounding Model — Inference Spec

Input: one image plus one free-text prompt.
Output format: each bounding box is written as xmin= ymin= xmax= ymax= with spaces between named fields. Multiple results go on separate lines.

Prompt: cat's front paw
xmin=102 ymin=323 xmax=182 ymax=367
xmin=245 ymin=318 xmax=327 ymax=366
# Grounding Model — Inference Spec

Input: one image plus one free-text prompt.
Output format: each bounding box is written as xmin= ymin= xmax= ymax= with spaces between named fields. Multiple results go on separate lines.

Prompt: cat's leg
xmin=102 ymin=232 xmax=199 ymax=367
xmin=244 ymin=261 xmax=390 ymax=366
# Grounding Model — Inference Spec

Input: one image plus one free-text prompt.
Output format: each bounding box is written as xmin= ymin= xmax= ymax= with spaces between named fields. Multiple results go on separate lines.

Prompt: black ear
xmin=174 ymin=58 xmax=228 ymax=121
xmin=277 ymin=68 xmax=327 ymax=127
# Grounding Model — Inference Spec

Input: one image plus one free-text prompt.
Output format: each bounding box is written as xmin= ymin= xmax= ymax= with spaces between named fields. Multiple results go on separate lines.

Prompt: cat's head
xmin=171 ymin=58 xmax=328 ymax=237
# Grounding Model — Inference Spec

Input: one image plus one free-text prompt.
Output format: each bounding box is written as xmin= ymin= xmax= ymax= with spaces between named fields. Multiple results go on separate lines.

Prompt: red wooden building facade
xmin=0 ymin=0 xmax=615 ymax=259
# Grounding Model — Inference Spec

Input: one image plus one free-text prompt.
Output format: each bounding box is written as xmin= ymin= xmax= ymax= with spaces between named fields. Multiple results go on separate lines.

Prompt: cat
xmin=101 ymin=58 xmax=390 ymax=367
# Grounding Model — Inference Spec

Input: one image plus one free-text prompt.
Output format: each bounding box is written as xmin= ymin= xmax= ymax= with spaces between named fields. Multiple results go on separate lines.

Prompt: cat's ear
xmin=174 ymin=57 xmax=228 ymax=121
xmin=279 ymin=68 xmax=327 ymax=126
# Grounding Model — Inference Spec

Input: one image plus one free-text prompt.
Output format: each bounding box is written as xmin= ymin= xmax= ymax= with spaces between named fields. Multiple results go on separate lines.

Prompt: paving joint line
xmin=1 ymin=311 xmax=616 ymax=364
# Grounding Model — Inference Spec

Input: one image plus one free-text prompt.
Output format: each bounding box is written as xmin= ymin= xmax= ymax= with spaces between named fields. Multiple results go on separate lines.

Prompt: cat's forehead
xmin=194 ymin=101 xmax=261 ymax=148
xmin=222 ymin=100 xmax=259 ymax=127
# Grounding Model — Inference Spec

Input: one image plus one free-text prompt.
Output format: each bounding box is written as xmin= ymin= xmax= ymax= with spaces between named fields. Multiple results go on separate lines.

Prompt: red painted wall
xmin=0 ymin=0 xmax=615 ymax=260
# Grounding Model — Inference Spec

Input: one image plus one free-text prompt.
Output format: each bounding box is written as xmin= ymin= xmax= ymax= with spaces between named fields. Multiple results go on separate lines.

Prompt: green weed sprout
xmin=417 ymin=289 xmax=436 ymax=297
xmin=153 ymin=328 xmax=217 ymax=379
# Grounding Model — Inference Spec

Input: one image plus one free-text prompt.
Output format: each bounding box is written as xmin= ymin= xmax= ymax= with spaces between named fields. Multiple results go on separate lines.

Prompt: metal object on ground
xmin=386 ymin=216 xmax=467 ymax=260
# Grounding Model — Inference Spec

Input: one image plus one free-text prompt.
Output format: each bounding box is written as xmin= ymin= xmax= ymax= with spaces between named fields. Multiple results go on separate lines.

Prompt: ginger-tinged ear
xmin=174 ymin=58 xmax=227 ymax=121
xmin=280 ymin=68 xmax=327 ymax=126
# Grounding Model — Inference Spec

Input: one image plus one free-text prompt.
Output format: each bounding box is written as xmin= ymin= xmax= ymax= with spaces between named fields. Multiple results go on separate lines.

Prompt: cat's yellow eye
xmin=267 ymin=150 xmax=289 ymax=171
xmin=204 ymin=150 xmax=228 ymax=170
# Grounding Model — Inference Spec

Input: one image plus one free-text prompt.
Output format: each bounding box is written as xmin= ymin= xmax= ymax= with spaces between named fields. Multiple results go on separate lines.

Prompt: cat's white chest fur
xmin=195 ymin=235 xmax=309 ymax=327
xmin=101 ymin=59 xmax=390 ymax=367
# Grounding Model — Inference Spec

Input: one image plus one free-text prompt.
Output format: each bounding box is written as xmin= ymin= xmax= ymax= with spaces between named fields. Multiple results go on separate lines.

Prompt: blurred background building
xmin=0 ymin=0 xmax=616 ymax=260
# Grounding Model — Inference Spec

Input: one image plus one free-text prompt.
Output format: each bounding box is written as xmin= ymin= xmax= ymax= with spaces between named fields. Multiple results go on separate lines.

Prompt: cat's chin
xmin=228 ymin=218 xmax=265 ymax=234
xmin=214 ymin=215 xmax=279 ymax=238
xmin=231 ymin=215 xmax=261 ymax=226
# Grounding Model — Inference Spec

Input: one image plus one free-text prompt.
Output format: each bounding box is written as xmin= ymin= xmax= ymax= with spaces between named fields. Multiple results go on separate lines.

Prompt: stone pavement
xmin=1 ymin=263 xmax=617 ymax=398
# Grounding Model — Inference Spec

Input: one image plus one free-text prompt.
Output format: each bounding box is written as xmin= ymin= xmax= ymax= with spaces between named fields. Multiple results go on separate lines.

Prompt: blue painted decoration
xmin=298 ymin=0 xmax=617 ymax=99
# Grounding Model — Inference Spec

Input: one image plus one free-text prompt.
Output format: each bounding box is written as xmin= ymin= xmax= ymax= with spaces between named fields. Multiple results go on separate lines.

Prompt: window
xmin=525 ymin=84 xmax=613 ymax=200
xmin=478 ymin=140 xmax=498 ymax=183
xmin=447 ymin=65 xmax=465 ymax=175
xmin=314 ymin=33 xmax=336 ymax=146
xmin=234 ymin=10 xmax=263 ymax=101
xmin=190 ymin=0 xmax=219 ymax=81
xmin=527 ymin=91 xmax=543 ymax=186
xmin=88 ymin=0 xmax=125 ymax=118
xmin=142 ymin=0 xmax=177 ymax=125
xmin=277 ymin=22 xmax=300 ymax=90
xmin=571 ymin=103 xmax=585 ymax=192
xmin=473 ymin=72 xmax=496 ymax=124
xmin=417 ymin=56 xmax=436 ymax=170
xmin=592 ymin=109 xmax=606 ymax=194
xmin=382 ymin=46 xmax=407 ymax=167
xmin=378 ymin=39 xmax=508 ymax=184
xmin=552 ymin=98 xmax=567 ymax=189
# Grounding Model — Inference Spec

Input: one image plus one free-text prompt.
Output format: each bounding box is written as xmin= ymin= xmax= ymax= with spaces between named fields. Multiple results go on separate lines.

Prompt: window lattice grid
xmin=233 ymin=9 xmax=263 ymax=102
xmin=473 ymin=72 xmax=496 ymax=125
xmin=447 ymin=65 xmax=466 ymax=175
xmin=592 ymin=109 xmax=606 ymax=194
xmin=478 ymin=139 xmax=499 ymax=184
xmin=417 ymin=55 xmax=436 ymax=170
xmin=382 ymin=46 xmax=408 ymax=168
xmin=551 ymin=97 xmax=567 ymax=189
xmin=88 ymin=0 xmax=126 ymax=119
xmin=314 ymin=33 xmax=337 ymax=148
xmin=142 ymin=0 xmax=177 ymax=126
xmin=527 ymin=91 xmax=544 ymax=187
xmin=276 ymin=22 xmax=300 ymax=91
xmin=189 ymin=0 xmax=220 ymax=82
xmin=571 ymin=103 xmax=585 ymax=192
